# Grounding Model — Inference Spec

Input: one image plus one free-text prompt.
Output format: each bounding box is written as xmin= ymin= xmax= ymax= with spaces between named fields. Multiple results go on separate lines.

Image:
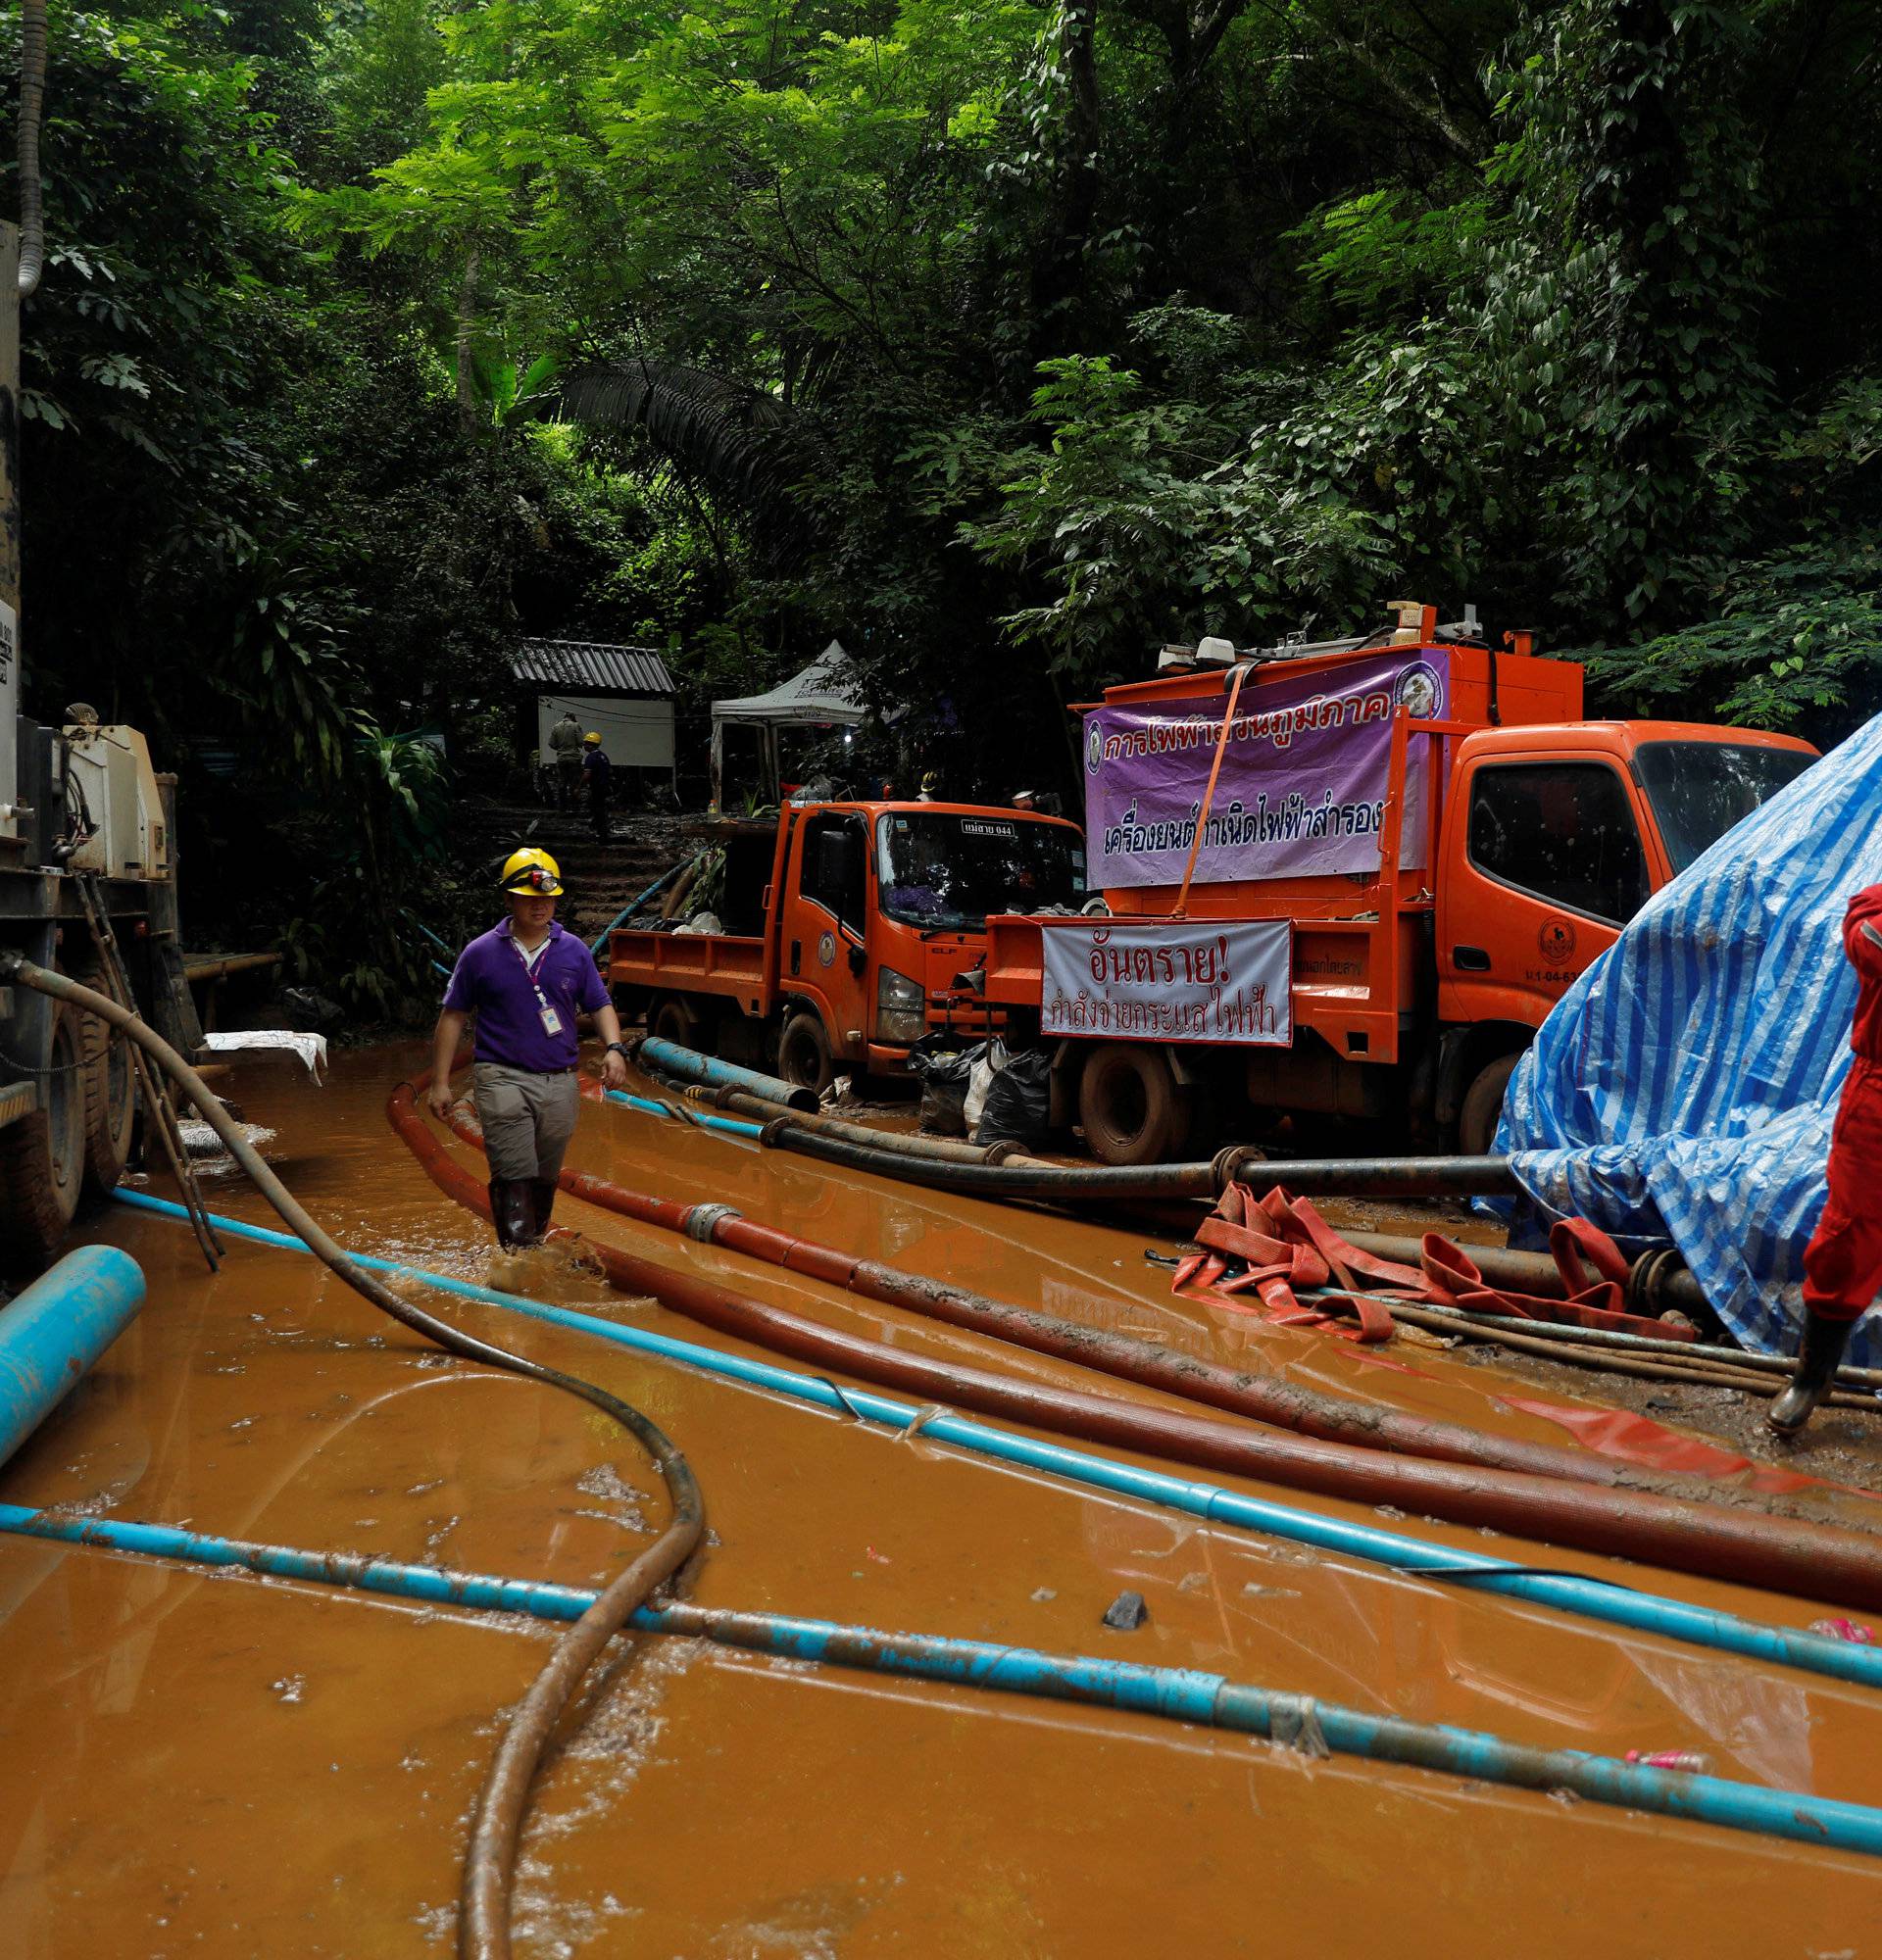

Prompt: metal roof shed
xmin=514 ymin=640 xmax=677 ymax=776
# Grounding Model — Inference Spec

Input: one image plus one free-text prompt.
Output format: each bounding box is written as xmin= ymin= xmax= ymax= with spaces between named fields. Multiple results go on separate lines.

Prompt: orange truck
xmin=606 ymin=801 xmax=1085 ymax=1093
xmin=978 ymin=608 xmax=1817 ymax=1162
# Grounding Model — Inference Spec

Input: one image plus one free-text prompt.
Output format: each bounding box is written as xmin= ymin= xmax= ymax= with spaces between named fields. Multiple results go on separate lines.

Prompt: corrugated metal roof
xmin=513 ymin=640 xmax=677 ymax=697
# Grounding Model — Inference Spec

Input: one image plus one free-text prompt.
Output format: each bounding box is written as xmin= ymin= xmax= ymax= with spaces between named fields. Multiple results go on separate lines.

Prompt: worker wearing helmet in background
xmin=582 ymin=730 xmax=613 ymax=842
xmin=426 ymin=847 xmax=631 ymax=1251
xmin=917 ymin=769 xmax=940 ymax=803
xmin=549 ymin=710 xmax=584 ymax=809
xmin=1770 ymin=885 xmax=1882 ymax=1435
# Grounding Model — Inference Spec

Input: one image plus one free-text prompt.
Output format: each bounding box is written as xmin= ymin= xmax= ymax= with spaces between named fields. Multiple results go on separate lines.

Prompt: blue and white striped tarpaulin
xmin=1496 ymin=712 xmax=1882 ymax=1364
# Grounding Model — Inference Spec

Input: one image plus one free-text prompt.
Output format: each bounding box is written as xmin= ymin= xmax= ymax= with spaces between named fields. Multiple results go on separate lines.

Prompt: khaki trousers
xmin=472 ymin=1062 xmax=579 ymax=1181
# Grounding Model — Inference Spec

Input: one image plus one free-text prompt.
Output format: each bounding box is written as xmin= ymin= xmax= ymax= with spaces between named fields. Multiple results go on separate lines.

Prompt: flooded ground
xmin=3 ymin=1046 xmax=1881 ymax=1957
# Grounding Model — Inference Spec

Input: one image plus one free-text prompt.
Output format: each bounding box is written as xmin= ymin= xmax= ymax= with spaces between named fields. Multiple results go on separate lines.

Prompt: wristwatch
xmin=605 ymin=1041 xmax=632 ymax=1058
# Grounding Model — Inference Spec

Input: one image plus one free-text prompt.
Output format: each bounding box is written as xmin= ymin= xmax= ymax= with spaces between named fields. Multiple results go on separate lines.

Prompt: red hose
xmin=473 ymin=1097 xmax=1801 ymax=1503
xmin=390 ymin=1079 xmax=1882 ymax=1609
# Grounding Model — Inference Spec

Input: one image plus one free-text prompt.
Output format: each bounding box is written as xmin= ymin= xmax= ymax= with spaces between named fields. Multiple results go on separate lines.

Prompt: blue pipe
xmin=406 ymin=912 xmax=454 ymax=955
xmin=7 ymin=1496 xmax=1880 ymax=1861
xmin=0 ymin=1501 xmax=598 ymax=1620
xmin=638 ymin=1035 xmax=817 ymax=1114
xmin=400 ymin=910 xmax=454 ymax=980
xmin=0 ymin=1246 xmax=145 ymax=1471
xmin=604 ymin=1087 xmax=765 ymax=1141
xmin=112 ymin=1190 xmax=1882 ymax=1693
xmin=587 ymin=863 xmax=686 ymax=958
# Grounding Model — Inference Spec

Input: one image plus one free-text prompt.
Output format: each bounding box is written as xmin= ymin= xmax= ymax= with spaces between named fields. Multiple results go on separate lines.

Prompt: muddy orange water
xmin=3 ymin=1047 xmax=1881 ymax=1957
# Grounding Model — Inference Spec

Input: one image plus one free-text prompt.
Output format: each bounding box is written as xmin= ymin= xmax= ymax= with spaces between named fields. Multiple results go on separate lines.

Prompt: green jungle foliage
xmin=4 ymin=1 xmax=1880 ymax=1008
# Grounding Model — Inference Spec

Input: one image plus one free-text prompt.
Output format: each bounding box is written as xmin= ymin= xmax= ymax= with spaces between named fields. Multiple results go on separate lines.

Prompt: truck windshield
xmin=875 ymin=812 xmax=1085 ymax=930
xmin=1634 ymin=741 xmax=1816 ymax=874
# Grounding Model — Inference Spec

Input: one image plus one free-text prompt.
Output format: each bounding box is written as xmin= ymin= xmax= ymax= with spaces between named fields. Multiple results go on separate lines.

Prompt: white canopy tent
xmin=711 ymin=640 xmax=866 ymax=804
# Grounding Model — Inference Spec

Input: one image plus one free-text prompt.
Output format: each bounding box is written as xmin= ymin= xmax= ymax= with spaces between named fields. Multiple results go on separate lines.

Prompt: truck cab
xmin=1432 ymin=719 xmax=1815 ymax=1137
xmin=610 ymin=800 xmax=1085 ymax=1093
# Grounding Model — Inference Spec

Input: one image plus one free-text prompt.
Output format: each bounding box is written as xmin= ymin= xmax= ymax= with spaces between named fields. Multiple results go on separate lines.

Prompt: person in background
xmin=582 ymin=730 xmax=613 ymax=842
xmin=1012 ymin=789 xmax=1037 ymax=811
xmin=549 ymin=710 xmax=584 ymax=809
xmin=426 ymin=848 xmax=631 ymax=1250
xmin=1769 ymin=885 xmax=1882 ymax=1434
xmin=917 ymin=769 xmax=940 ymax=802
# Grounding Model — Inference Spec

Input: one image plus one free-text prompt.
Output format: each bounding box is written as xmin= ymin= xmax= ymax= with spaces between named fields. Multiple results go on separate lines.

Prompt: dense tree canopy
xmin=4 ymin=0 xmax=1880 ymax=1004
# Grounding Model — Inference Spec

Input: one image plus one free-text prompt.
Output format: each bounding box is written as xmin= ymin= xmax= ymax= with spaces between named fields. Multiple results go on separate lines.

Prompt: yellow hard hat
xmin=583 ymin=730 xmax=602 ymax=746
xmin=499 ymin=846 xmax=564 ymax=896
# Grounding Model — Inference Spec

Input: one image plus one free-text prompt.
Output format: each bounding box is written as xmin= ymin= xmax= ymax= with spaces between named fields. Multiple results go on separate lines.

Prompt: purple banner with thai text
xmin=1082 ymin=651 xmax=1451 ymax=890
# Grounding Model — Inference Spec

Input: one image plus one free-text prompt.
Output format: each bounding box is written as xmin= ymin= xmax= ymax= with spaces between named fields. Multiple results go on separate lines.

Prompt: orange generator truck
xmin=607 ymin=800 xmax=1085 ymax=1094
xmin=977 ymin=606 xmax=1817 ymax=1162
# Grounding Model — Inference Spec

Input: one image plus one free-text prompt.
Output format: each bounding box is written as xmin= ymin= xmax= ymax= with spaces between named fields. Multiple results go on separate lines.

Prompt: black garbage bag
xmin=909 ymin=1031 xmax=983 ymax=1137
xmin=974 ymin=1047 xmax=1052 ymax=1150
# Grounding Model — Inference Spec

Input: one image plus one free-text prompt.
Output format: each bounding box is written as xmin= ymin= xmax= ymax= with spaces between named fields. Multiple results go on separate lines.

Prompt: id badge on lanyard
xmin=515 ymin=940 xmax=564 ymax=1037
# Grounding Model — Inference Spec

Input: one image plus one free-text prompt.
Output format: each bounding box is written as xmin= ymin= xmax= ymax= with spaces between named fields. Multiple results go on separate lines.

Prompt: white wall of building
xmin=536 ymin=693 xmax=674 ymax=770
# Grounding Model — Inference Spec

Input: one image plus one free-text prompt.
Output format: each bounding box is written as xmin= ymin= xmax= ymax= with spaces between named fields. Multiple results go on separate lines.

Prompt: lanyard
xmin=511 ymin=933 xmax=563 ymax=1029
xmin=513 ymin=934 xmax=550 ymax=982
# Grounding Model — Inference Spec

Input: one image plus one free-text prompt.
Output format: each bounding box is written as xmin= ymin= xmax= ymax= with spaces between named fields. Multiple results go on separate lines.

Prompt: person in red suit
xmin=1770 ymin=885 xmax=1882 ymax=1434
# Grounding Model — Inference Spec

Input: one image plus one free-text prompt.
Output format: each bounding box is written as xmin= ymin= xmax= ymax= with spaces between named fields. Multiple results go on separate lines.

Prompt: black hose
xmin=17 ymin=0 xmax=47 ymax=297
xmin=0 ymin=956 xmax=704 ymax=1960
xmin=639 ymin=1035 xmax=1523 ymax=1198
xmin=758 ymin=1114 xmax=1521 ymax=1200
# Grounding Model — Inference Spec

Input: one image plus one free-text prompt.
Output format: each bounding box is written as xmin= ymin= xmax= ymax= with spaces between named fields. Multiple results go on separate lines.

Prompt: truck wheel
xmin=778 ymin=1012 xmax=835 ymax=1099
xmin=0 ymin=1005 xmax=87 ymax=1268
xmin=1459 ymin=1053 xmax=1520 ymax=1157
xmin=648 ymin=995 xmax=709 ymax=1054
xmin=74 ymin=966 xmax=137 ymax=1193
xmin=1078 ymin=1043 xmax=1191 ymax=1166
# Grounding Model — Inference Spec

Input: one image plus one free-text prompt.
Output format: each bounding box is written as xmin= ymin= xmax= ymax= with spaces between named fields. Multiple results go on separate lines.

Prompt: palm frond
xmin=548 ymin=360 xmax=805 ymax=516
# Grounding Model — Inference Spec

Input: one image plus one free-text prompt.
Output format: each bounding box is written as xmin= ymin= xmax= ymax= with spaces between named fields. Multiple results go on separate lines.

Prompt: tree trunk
xmin=455 ymin=250 xmax=481 ymax=430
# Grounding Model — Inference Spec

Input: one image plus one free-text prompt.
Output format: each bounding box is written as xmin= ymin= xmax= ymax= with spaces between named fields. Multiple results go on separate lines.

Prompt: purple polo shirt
xmin=441 ymin=919 xmax=610 ymax=1071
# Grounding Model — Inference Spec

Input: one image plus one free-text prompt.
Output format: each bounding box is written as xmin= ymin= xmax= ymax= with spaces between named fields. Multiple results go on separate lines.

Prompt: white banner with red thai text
xmin=1039 ymin=919 xmax=1292 ymax=1047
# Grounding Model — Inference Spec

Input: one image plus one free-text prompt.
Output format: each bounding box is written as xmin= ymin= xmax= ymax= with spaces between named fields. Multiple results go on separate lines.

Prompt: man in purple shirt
xmin=427 ymin=847 xmax=631 ymax=1249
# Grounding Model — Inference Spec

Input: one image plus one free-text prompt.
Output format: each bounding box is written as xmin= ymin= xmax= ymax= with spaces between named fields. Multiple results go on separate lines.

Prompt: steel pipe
xmin=1217 ymin=1149 xmax=1520 ymax=1198
xmin=759 ymin=1118 xmax=1222 ymax=1196
xmin=640 ymin=1035 xmax=1524 ymax=1195
xmin=1381 ymin=1292 xmax=1882 ymax=1388
xmin=1336 ymin=1228 xmax=1712 ymax=1319
xmin=755 ymin=1117 xmax=1525 ymax=1202
xmin=1321 ymin=1294 xmax=1882 ymax=1414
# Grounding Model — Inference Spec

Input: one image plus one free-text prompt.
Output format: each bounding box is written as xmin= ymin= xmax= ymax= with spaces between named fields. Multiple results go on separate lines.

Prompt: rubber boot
xmin=489 ymin=1178 xmax=537 ymax=1251
xmin=1767 ymin=1314 xmax=1855 ymax=1437
xmin=530 ymin=1179 xmax=558 ymax=1235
